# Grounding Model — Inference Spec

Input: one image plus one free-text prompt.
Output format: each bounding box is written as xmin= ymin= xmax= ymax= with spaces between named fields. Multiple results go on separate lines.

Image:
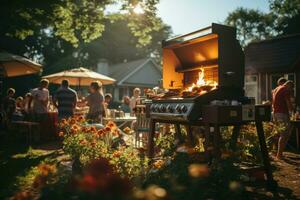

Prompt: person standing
xmin=86 ymin=81 xmax=104 ymax=122
xmin=53 ymin=80 xmax=78 ymax=119
xmin=272 ymin=80 xmax=294 ymax=159
xmin=31 ymin=79 xmax=50 ymax=121
xmin=130 ymin=88 xmax=141 ymax=114
xmin=272 ymin=77 xmax=287 ymax=96
xmin=2 ymin=88 xmax=16 ymax=126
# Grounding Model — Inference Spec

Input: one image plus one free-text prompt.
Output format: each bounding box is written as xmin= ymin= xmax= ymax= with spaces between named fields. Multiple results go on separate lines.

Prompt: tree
xmin=225 ymin=0 xmax=300 ymax=46
xmin=0 ymin=0 xmax=166 ymax=58
xmin=269 ymin=0 xmax=300 ymax=34
xmin=46 ymin=17 xmax=171 ymax=74
xmin=225 ymin=8 xmax=274 ymax=46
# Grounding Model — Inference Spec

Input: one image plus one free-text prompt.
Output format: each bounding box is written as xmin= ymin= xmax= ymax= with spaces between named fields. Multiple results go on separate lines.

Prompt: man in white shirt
xmin=31 ymin=79 xmax=49 ymax=121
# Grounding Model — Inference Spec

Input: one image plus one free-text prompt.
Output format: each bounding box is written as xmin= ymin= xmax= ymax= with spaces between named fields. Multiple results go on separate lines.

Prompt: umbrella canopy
xmin=42 ymin=67 xmax=116 ymax=86
xmin=0 ymin=51 xmax=42 ymax=77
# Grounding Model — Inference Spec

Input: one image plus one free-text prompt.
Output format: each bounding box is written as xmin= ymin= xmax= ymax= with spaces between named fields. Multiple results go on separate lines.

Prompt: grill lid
xmin=162 ymin=23 xmax=244 ymax=90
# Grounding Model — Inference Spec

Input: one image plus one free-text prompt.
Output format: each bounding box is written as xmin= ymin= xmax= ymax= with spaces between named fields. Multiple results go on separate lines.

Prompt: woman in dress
xmin=86 ymin=81 xmax=104 ymax=122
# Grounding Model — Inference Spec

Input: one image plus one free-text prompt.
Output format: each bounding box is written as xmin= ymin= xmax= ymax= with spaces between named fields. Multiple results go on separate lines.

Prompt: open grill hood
xmin=162 ymin=23 xmax=245 ymax=90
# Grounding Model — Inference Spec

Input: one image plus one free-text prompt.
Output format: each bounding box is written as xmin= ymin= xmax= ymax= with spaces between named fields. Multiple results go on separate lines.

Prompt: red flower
xmin=79 ymin=139 xmax=87 ymax=145
xmin=79 ymin=175 xmax=98 ymax=193
xmin=105 ymin=127 xmax=111 ymax=132
xmin=96 ymin=129 xmax=104 ymax=137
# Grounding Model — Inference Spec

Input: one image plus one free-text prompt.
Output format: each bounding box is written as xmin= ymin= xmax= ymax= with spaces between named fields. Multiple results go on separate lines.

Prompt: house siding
xmin=122 ymin=62 xmax=161 ymax=87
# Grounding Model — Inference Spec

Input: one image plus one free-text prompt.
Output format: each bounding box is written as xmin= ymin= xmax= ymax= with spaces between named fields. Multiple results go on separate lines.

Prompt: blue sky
xmin=157 ymin=0 xmax=270 ymax=35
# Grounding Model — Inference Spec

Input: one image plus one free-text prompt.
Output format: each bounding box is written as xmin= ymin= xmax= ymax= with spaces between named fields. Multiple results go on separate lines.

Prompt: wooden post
xmin=213 ymin=124 xmax=221 ymax=159
xmin=230 ymin=125 xmax=241 ymax=151
xmin=147 ymin=119 xmax=156 ymax=158
xmin=204 ymin=123 xmax=211 ymax=162
xmin=255 ymin=121 xmax=277 ymax=190
xmin=186 ymin=125 xmax=194 ymax=146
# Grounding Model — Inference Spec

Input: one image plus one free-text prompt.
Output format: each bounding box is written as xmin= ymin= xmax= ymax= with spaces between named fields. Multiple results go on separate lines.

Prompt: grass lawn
xmin=0 ymin=132 xmax=62 ymax=199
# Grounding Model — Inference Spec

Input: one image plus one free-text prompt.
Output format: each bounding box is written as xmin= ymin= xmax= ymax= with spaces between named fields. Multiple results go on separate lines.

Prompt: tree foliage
xmin=0 ymin=0 xmax=171 ymax=70
xmin=225 ymin=8 xmax=274 ymax=46
xmin=225 ymin=0 xmax=300 ymax=46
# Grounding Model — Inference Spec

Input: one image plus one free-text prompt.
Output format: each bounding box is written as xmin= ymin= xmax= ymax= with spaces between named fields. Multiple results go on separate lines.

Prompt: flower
xmin=90 ymin=140 xmax=97 ymax=147
xmin=78 ymin=174 xmax=98 ymax=193
xmin=71 ymin=124 xmax=81 ymax=134
xmin=37 ymin=164 xmax=56 ymax=176
xmin=60 ymin=119 xmax=67 ymax=125
xmin=113 ymin=150 xmax=122 ymax=158
xmin=77 ymin=115 xmax=85 ymax=122
xmin=107 ymin=121 xmax=116 ymax=128
xmin=89 ymin=126 xmax=97 ymax=133
xmin=58 ymin=131 xmax=64 ymax=137
xmin=123 ymin=127 xmax=131 ymax=134
xmin=96 ymin=129 xmax=104 ymax=137
xmin=70 ymin=118 xmax=76 ymax=125
xmin=79 ymin=139 xmax=87 ymax=145
xmin=113 ymin=130 xmax=120 ymax=137
xmin=188 ymin=164 xmax=210 ymax=178
xmin=153 ymin=160 xmax=164 ymax=169
xmin=105 ymin=126 xmax=111 ymax=132
xmin=81 ymin=127 xmax=88 ymax=133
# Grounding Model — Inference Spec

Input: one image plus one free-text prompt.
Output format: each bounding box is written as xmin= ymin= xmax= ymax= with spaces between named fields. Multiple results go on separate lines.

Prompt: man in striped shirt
xmin=53 ymin=80 xmax=78 ymax=119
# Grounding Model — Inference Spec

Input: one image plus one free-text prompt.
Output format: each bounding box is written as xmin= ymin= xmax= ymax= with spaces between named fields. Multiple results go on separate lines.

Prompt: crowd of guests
xmin=1 ymin=79 xmax=142 ymax=127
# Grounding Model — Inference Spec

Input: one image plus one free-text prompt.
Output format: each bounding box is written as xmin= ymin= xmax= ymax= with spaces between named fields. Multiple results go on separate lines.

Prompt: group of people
xmin=271 ymin=77 xmax=295 ymax=160
xmin=1 ymin=79 xmax=142 ymax=126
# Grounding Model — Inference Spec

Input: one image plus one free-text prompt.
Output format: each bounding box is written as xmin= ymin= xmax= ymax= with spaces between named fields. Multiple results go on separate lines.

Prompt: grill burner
xmin=150 ymin=23 xmax=245 ymax=121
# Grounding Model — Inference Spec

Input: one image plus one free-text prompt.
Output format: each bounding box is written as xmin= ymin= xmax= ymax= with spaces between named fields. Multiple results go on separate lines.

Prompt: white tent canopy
xmin=42 ymin=67 xmax=116 ymax=86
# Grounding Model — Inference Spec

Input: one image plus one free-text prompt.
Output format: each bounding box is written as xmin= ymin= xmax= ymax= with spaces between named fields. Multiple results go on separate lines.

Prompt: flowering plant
xmin=59 ymin=116 xmax=148 ymax=178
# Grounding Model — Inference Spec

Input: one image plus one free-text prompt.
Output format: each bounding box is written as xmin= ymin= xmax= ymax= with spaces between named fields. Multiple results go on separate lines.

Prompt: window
xmin=245 ymin=75 xmax=258 ymax=103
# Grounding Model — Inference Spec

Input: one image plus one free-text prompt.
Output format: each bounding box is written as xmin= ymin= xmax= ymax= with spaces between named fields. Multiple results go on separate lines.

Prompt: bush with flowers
xmin=59 ymin=116 xmax=148 ymax=179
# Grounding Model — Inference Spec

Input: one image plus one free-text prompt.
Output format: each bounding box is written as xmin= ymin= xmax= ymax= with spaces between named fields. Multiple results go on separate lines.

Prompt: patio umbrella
xmin=42 ymin=67 xmax=116 ymax=86
xmin=0 ymin=51 xmax=42 ymax=77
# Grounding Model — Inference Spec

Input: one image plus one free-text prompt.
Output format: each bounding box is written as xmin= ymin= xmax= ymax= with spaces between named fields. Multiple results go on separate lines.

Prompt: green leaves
xmin=225 ymin=7 xmax=275 ymax=46
xmin=2 ymin=0 xmax=163 ymax=48
xmin=225 ymin=0 xmax=300 ymax=46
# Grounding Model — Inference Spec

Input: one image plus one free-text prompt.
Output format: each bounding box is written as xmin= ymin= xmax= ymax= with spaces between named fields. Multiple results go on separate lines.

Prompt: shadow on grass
xmin=0 ymin=133 xmax=59 ymax=199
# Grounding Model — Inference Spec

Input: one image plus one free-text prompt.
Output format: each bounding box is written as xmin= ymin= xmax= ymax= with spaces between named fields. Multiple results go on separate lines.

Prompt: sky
xmin=157 ymin=0 xmax=270 ymax=35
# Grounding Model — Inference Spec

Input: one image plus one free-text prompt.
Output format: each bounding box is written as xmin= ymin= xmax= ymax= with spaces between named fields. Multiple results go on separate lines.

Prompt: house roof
xmin=109 ymin=58 xmax=161 ymax=85
xmin=245 ymin=34 xmax=300 ymax=73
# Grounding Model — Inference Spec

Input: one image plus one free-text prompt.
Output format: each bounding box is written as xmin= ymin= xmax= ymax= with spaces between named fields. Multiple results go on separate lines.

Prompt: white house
xmin=97 ymin=58 xmax=162 ymax=101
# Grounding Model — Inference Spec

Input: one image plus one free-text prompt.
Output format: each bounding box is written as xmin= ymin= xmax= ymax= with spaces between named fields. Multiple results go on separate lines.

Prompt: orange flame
xmin=186 ymin=69 xmax=217 ymax=93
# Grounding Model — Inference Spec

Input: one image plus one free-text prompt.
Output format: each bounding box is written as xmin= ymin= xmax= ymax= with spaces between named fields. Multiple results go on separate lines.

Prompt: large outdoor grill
xmin=150 ymin=23 xmax=245 ymax=121
xmin=147 ymin=23 xmax=276 ymax=188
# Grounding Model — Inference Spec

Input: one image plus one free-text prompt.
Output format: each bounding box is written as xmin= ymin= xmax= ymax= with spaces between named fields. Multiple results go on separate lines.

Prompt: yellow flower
xmin=123 ymin=127 xmax=131 ymax=134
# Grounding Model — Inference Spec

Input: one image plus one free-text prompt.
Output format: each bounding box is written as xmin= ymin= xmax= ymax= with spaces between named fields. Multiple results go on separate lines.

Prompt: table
xmin=43 ymin=112 xmax=58 ymax=140
xmin=103 ymin=117 xmax=137 ymax=129
xmin=290 ymin=120 xmax=300 ymax=150
xmin=11 ymin=121 xmax=40 ymax=144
